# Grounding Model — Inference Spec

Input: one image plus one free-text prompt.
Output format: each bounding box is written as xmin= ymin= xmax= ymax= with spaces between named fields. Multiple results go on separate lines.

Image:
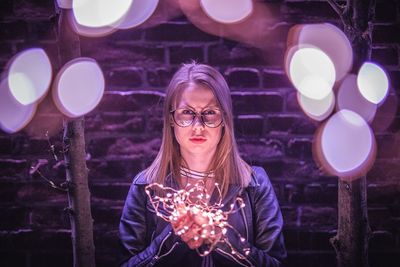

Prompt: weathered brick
xmin=284 ymin=183 xmax=305 ymax=204
xmin=31 ymin=251 xmax=72 ymax=267
xmin=286 ymin=251 xmax=336 ymax=267
xmin=0 ymin=21 xmax=28 ymax=40
xmin=232 ymin=92 xmax=284 ymax=114
xmin=0 ymin=0 xmax=14 ymax=19
xmin=238 ymin=139 xmax=285 ymax=162
xmin=0 ymin=159 xmax=28 ymax=178
xmin=88 ymin=159 xmax=142 ymax=181
xmin=96 ymin=92 xmax=164 ymax=112
xmin=0 ymin=207 xmax=29 ymax=230
xmin=0 ymin=42 xmax=13 ymax=64
xmin=0 ymin=229 xmax=71 ymax=250
xmin=14 ymin=0 xmax=55 ymax=19
xmin=369 ymin=230 xmax=396 ymax=250
xmin=90 ymin=183 xmax=130 ymax=202
xmin=81 ymin=42 xmax=166 ymax=67
xmin=208 ymin=43 xmax=266 ymax=66
xmin=0 ymin=251 xmax=27 ymax=267
xmin=107 ymin=67 xmax=144 ymax=89
xmin=368 ymin=207 xmax=395 ymax=230
xmin=145 ymin=22 xmax=219 ymax=42
xmin=282 ymin=1 xmax=339 ymax=22
xmin=287 ymin=138 xmax=313 ymax=159
xmin=169 ymin=45 xmax=204 ymax=65
xmin=16 ymin=182 xmax=68 ymax=205
xmin=107 ymin=29 xmax=143 ymax=42
xmin=225 ymin=67 xmax=260 ymax=89
xmin=375 ymin=0 xmax=398 ymax=22
xmin=235 ymin=115 xmax=264 ymax=137
xmin=375 ymin=134 xmax=400 ymax=159
xmin=92 ymin=206 xmax=122 ymax=229
xmin=283 ymin=160 xmax=325 ymax=179
xmin=30 ymin=206 xmax=70 ymax=229
xmin=373 ymin=24 xmax=400 ymax=44
xmin=372 ymin=46 xmax=399 ymax=66
xmin=300 ymin=206 xmax=337 ymax=229
xmin=368 ymin=184 xmax=400 ymax=205
xmin=367 ymin=160 xmax=400 ymax=183
xmin=86 ymin=113 xmax=145 ymax=133
xmin=147 ymin=67 xmax=177 ymax=88
xmin=267 ymin=115 xmax=317 ymax=135
xmin=370 ymin=250 xmax=400 ymax=267
xmin=27 ymin=19 xmax=57 ymax=41
xmin=262 ymin=69 xmax=292 ymax=88
xmin=281 ymin=206 xmax=298 ymax=228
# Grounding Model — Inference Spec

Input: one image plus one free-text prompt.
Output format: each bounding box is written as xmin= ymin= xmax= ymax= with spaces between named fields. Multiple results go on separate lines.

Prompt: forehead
xmin=177 ymin=83 xmax=218 ymax=108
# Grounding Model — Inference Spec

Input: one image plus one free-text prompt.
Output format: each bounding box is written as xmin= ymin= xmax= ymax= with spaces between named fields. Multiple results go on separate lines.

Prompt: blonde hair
xmin=144 ymin=62 xmax=252 ymax=197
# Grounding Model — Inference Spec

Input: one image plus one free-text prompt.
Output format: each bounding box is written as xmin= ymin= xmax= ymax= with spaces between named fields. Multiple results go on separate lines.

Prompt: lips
xmin=189 ymin=137 xmax=206 ymax=144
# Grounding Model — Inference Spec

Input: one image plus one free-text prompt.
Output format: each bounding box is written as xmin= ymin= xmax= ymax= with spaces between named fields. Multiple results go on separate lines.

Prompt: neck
xmin=180 ymin=151 xmax=214 ymax=172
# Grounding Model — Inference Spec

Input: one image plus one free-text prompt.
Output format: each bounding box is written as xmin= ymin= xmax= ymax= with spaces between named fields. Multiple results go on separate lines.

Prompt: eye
xmin=203 ymin=109 xmax=217 ymax=115
xmin=181 ymin=109 xmax=195 ymax=115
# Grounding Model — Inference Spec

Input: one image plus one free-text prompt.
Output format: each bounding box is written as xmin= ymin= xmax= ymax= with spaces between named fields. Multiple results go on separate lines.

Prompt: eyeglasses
xmin=170 ymin=108 xmax=223 ymax=128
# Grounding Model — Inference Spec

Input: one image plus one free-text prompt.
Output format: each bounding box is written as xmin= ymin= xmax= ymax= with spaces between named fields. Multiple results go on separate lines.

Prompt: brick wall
xmin=0 ymin=0 xmax=399 ymax=267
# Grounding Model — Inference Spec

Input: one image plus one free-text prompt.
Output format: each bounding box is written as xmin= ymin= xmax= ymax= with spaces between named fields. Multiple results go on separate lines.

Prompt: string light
xmin=145 ymin=181 xmax=251 ymax=261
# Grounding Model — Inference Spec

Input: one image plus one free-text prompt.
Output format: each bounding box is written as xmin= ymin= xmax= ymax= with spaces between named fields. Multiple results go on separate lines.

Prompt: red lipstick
xmin=189 ymin=137 xmax=206 ymax=144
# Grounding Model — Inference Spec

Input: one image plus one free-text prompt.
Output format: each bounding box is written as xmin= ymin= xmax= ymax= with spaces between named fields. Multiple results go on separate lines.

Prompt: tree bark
xmin=56 ymin=4 xmax=96 ymax=267
xmin=329 ymin=1 xmax=375 ymax=267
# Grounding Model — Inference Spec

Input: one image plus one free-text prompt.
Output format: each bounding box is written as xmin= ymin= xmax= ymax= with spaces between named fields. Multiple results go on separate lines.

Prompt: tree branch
xmin=327 ymin=0 xmax=345 ymax=16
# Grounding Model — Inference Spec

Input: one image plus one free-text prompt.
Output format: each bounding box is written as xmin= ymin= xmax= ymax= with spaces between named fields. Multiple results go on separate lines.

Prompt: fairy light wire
xmin=145 ymin=180 xmax=251 ymax=262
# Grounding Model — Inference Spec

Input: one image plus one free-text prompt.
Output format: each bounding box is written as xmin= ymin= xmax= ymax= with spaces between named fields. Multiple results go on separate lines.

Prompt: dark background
xmin=0 ymin=0 xmax=399 ymax=266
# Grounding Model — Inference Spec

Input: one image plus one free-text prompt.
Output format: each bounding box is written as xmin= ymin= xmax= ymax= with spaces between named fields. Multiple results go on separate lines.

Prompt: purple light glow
xmin=337 ymin=74 xmax=377 ymax=123
xmin=52 ymin=58 xmax=104 ymax=118
xmin=200 ymin=0 xmax=253 ymax=24
xmin=287 ymin=47 xmax=335 ymax=100
xmin=0 ymin=79 xmax=37 ymax=133
xmin=313 ymin=109 xmax=376 ymax=181
xmin=8 ymin=48 xmax=52 ymax=105
xmin=357 ymin=62 xmax=389 ymax=104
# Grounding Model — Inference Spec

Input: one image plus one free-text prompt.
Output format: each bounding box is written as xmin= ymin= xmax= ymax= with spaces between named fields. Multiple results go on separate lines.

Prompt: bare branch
xmin=327 ymin=0 xmax=345 ymax=17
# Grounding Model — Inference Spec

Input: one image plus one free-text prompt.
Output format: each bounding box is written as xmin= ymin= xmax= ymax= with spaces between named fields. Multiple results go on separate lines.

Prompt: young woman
xmin=119 ymin=62 xmax=287 ymax=266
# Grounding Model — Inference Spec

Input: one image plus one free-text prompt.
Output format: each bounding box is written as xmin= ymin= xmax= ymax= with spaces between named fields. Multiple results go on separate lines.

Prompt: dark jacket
xmin=119 ymin=166 xmax=287 ymax=266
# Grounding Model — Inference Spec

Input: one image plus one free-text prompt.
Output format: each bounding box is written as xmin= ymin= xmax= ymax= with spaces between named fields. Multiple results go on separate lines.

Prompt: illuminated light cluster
xmin=200 ymin=0 xmax=253 ymax=24
xmin=0 ymin=79 xmax=37 ymax=133
xmin=313 ymin=109 xmax=377 ymax=180
xmin=52 ymin=58 xmax=105 ymax=118
xmin=145 ymin=181 xmax=251 ymax=261
xmin=69 ymin=0 xmax=159 ymax=37
xmin=1 ymin=48 xmax=104 ymax=134
xmin=285 ymin=23 xmax=396 ymax=181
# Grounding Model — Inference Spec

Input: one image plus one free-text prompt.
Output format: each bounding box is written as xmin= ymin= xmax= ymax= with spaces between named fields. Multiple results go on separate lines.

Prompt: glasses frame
xmin=170 ymin=108 xmax=224 ymax=128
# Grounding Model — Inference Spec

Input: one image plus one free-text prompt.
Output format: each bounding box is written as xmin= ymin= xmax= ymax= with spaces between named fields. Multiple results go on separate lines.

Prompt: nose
xmin=192 ymin=114 xmax=205 ymax=131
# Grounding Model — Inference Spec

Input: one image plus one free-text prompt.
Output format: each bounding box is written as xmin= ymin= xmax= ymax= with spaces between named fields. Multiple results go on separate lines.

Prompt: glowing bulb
xmin=357 ymin=62 xmax=389 ymax=104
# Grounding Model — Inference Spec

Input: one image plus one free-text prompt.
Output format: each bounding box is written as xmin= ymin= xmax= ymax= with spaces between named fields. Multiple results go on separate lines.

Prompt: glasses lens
xmin=173 ymin=108 xmax=223 ymax=127
xmin=202 ymin=109 xmax=222 ymax=127
xmin=174 ymin=109 xmax=195 ymax=127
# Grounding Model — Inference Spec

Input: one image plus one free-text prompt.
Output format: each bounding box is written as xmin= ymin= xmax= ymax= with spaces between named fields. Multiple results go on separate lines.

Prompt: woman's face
xmin=172 ymin=83 xmax=223 ymax=163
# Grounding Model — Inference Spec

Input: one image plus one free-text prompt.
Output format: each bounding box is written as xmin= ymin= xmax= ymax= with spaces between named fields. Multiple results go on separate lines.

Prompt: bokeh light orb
xmin=0 ymin=79 xmax=37 ymax=133
xmin=314 ymin=109 xmax=376 ymax=180
xmin=116 ymin=0 xmax=159 ymax=29
xmin=73 ymin=0 xmax=132 ymax=27
xmin=297 ymin=91 xmax=335 ymax=121
xmin=8 ymin=48 xmax=52 ymax=105
xmin=200 ymin=0 xmax=253 ymax=24
xmin=357 ymin=62 xmax=389 ymax=104
xmin=53 ymin=58 xmax=105 ymax=118
xmin=337 ymin=74 xmax=377 ymax=122
xmin=295 ymin=23 xmax=353 ymax=81
xmin=288 ymin=47 xmax=336 ymax=100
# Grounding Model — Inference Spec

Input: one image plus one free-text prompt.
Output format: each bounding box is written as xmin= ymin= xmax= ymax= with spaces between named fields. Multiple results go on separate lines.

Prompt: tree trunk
xmin=329 ymin=1 xmax=375 ymax=266
xmin=56 ymin=5 xmax=96 ymax=267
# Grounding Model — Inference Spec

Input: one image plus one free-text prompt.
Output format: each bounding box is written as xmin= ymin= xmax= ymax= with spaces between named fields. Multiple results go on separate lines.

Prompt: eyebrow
xmin=178 ymin=101 xmax=219 ymax=110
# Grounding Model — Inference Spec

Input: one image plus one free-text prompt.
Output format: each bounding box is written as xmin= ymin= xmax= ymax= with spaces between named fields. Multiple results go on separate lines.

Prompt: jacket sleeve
xmin=119 ymin=174 xmax=182 ymax=267
xmin=214 ymin=166 xmax=287 ymax=266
